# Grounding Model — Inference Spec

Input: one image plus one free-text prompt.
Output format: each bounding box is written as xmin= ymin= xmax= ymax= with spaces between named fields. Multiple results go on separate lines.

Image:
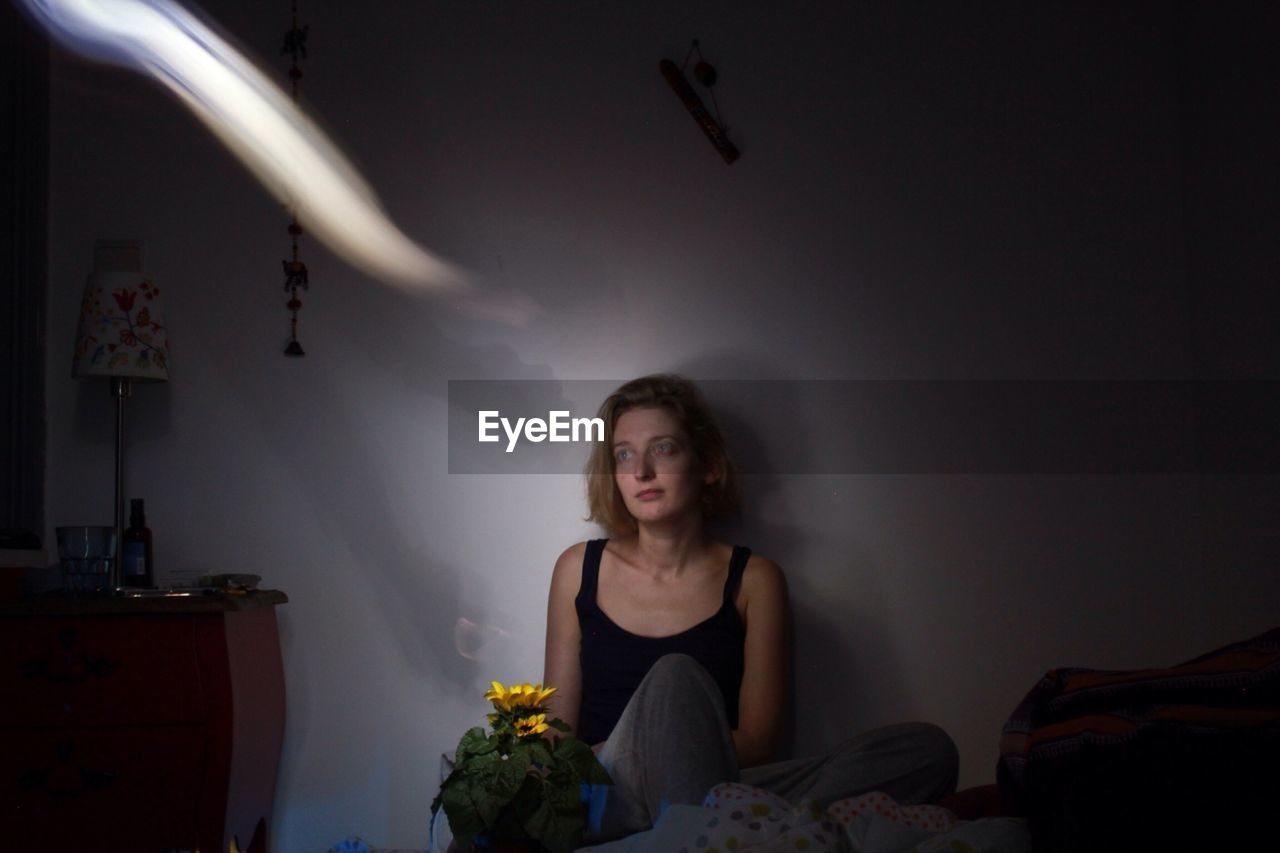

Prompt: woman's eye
xmin=614 ymin=448 xmax=633 ymax=464
xmin=652 ymin=441 xmax=674 ymax=456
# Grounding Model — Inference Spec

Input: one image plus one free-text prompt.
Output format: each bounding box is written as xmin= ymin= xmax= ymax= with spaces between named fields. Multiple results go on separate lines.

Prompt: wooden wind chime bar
xmin=281 ymin=1 xmax=309 ymax=356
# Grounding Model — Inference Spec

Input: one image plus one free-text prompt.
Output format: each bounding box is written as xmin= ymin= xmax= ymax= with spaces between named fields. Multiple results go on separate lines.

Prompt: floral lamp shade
xmin=72 ymin=271 xmax=169 ymax=381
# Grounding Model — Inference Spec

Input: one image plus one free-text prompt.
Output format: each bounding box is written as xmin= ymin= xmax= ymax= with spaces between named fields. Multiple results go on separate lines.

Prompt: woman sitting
xmin=543 ymin=374 xmax=958 ymax=840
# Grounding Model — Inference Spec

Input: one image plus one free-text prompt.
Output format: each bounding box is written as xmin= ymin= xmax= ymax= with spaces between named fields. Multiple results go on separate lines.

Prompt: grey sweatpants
xmin=589 ymin=653 xmax=959 ymax=841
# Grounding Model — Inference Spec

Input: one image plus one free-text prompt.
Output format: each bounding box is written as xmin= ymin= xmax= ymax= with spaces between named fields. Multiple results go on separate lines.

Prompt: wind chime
xmin=281 ymin=1 xmax=309 ymax=356
xmin=660 ymin=39 xmax=739 ymax=164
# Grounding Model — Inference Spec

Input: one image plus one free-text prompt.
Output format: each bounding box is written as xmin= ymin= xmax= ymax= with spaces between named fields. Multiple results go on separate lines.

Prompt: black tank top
xmin=575 ymin=538 xmax=750 ymax=745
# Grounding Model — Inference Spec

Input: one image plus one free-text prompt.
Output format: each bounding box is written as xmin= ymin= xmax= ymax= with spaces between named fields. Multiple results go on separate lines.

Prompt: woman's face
xmin=612 ymin=405 xmax=715 ymax=527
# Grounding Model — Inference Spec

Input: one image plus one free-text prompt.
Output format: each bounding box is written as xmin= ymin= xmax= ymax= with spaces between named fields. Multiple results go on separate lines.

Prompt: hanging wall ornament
xmin=660 ymin=39 xmax=739 ymax=164
xmin=281 ymin=1 xmax=309 ymax=356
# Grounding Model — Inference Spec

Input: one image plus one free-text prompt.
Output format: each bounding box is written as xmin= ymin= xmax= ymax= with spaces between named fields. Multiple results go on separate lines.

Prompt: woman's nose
xmin=633 ymin=456 xmax=655 ymax=479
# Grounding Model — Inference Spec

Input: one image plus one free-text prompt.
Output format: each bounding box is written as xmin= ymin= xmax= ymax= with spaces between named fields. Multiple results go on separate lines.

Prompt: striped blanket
xmin=997 ymin=627 xmax=1280 ymax=851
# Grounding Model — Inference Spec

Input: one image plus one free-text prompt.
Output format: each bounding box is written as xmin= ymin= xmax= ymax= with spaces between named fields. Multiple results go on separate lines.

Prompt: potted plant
xmin=432 ymin=682 xmax=612 ymax=853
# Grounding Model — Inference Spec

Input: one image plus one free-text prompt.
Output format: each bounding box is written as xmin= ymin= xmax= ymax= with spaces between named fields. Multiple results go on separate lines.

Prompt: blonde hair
xmin=585 ymin=374 xmax=740 ymax=535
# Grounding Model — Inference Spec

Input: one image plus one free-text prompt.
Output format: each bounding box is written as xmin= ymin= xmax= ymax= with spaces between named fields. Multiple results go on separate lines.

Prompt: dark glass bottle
xmin=122 ymin=498 xmax=154 ymax=587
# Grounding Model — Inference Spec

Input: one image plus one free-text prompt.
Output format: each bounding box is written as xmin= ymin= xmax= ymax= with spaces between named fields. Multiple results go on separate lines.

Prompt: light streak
xmin=454 ymin=616 xmax=512 ymax=663
xmin=21 ymin=0 xmax=464 ymax=290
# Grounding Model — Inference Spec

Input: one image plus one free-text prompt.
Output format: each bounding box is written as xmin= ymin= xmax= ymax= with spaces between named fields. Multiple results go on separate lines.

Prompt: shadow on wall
xmin=677 ymin=352 xmax=916 ymax=760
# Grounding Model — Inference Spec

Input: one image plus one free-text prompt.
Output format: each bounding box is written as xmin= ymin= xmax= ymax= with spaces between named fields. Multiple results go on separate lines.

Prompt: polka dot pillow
xmin=695 ymin=783 xmax=851 ymax=851
xmin=827 ymin=791 xmax=957 ymax=834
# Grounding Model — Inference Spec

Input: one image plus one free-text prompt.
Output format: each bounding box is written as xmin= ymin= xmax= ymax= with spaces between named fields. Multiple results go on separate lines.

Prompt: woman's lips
xmin=635 ymin=489 xmax=663 ymax=501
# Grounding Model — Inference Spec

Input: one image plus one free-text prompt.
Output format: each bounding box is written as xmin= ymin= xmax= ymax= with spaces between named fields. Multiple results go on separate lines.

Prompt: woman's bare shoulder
xmin=556 ymin=540 xmax=591 ymax=563
xmin=741 ymin=553 xmax=788 ymax=600
xmin=550 ymin=541 xmax=590 ymax=592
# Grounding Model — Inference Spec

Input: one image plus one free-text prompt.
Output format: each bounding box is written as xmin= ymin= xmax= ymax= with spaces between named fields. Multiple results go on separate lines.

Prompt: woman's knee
xmin=648 ymin=652 xmax=710 ymax=682
xmin=650 ymin=652 xmax=703 ymax=675
xmin=636 ymin=654 xmax=720 ymax=703
xmin=611 ymin=654 xmax=733 ymax=761
xmin=903 ymin=721 xmax=959 ymax=791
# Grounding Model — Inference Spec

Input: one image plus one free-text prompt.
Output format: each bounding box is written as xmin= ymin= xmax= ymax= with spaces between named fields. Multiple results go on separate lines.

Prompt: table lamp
xmin=71 ymin=241 xmax=169 ymax=590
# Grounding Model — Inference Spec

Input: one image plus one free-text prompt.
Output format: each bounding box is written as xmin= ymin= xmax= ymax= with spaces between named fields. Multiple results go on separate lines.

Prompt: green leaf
xmin=584 ymin=757 xmax=613 ymax=786
xmin=456 ymin=726 xmax=496 ymax=759
xmin=440 ymin=778 xmax=486 ymax=851
xmin=483 ymin=774 xmax=541 ymax=841
xmin=547 ymin=717 xmax=571 ymax=732
xmin=471 ymin=782 xmax=505 ymax=828
xmin=507 ymin=773 xmax=544 ymax=821
xmin=552 ymin=737 xmax=592 ymax=773
xmin=544 ymin=776 xmax=586 ymax=814
xmin=462 ymin=749 xmax=501 ymax=776
xmin=491 ymin=749 xmax=531 ymax=802
xmin=550 ymin=736 xmax=612 ymax=786
xmin=523 ymin=794 xmax=583 ymax=853
xmin=527 ymin=741 xmax=554 ymax=768
xmin=457 ymin=748 xmax=530 ymax=830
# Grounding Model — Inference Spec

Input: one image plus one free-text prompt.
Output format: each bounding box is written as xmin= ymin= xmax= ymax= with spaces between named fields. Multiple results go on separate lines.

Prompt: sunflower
xmin=483 ymin=681 xmax=514 ymax=711
xmin=484 ymin=681 xmax=558 ymax=713
xmin=514 ymin=713 xmax=549 ymax=737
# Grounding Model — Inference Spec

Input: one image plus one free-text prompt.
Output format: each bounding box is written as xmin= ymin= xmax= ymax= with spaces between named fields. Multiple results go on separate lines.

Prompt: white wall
xmin=42 ymin=1 xmax=1279 ymax=850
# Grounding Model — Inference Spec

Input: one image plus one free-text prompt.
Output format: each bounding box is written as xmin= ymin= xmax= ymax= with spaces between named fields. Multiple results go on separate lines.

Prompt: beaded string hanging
xmin=281 ymin=1 xmax=309 ymax=356
xmin=683 ymin=40 xmax=726 ymax=129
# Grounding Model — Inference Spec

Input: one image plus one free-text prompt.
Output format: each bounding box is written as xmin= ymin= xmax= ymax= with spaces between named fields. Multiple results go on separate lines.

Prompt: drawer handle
xmin=18 ymin=768 xmax=116 ymax=799
xmin=83 ymin=655 xmax=120 ymax=679
xmin=18 ymin=748 xmax=117 ymax=800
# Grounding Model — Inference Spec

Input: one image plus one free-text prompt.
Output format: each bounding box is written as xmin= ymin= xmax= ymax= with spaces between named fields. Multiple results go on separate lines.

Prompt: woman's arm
xmin=543 ymin=542 xmax=586 ymax=735
xmin=733 ymin=556 xmax=790 ymax=768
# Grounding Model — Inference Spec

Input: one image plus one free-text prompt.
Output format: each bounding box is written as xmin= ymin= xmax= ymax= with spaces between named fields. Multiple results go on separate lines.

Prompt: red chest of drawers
xmin=1 ymin=591 xmax=287 ymax=852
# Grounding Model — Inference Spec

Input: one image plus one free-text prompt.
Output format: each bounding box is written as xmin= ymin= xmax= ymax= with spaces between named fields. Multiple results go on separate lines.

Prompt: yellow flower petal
xmin=514 ymin=713 xmax=549 ymax=737
xmin=484 ymin=680 xmax=558 ymax=716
